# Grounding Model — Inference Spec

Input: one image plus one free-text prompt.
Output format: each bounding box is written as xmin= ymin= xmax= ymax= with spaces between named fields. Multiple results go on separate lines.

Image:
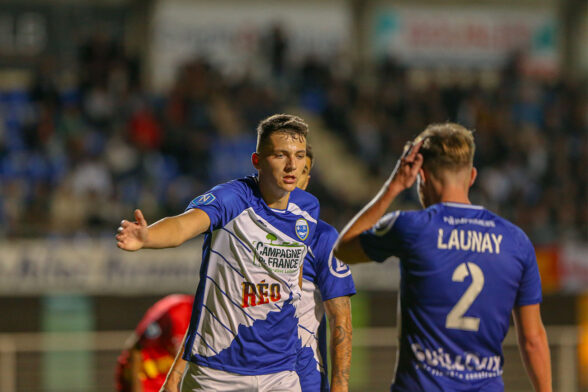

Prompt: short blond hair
xmin=415 ymin=123 xmax=475 ymax=178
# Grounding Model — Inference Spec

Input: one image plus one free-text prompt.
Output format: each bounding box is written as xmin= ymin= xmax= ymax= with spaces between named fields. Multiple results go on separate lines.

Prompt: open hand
xmin=116 ymin=209 xmax=149 ymax=251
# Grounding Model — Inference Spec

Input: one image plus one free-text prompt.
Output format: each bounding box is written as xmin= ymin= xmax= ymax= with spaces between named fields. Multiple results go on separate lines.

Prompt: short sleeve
xmin=359 ymin=211 xmax=406 ymax=262
xmin=313 ymin=224 xmax=356 ymax=301
xmin=515 ymin=236 xmax=543 ymax=306
xmin=185 ymin=181 xmax=246 ymax=230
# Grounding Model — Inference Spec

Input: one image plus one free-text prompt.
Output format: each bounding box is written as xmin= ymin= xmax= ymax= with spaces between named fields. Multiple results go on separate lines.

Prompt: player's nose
xmin=284 ymin=155 xmax=297 ymax=171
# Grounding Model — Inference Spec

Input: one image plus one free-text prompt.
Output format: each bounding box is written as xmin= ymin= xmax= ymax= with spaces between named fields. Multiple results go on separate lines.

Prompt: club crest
xmin=295 ymin=218 xmax=309 ymax=241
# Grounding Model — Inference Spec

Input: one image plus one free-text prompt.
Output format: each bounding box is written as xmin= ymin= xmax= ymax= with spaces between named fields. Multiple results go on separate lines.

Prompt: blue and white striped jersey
xmin=296 ymin=220 xmax=356 ymax=392
xmin=359 ymin=202 xmax=542 ymax=392
xmin=182 ymin=176 xmax=320 ymax=375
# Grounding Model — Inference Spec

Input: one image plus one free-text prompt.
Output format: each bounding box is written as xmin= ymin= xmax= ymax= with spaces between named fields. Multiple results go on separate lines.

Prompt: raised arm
xmin=116 ymin=208 xmax=211 ymax=251
xmin=334 ymin=141 xmax=423 ymax=264
xmin=512 ymin=304 xmax=552 ymax=392
xmin=324 ymin=296 xmax=352 ymax=392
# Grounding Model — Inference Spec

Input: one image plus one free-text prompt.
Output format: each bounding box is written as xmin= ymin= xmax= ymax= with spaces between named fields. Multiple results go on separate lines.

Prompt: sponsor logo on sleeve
xmin=373 ymin=211 xmax=400 ymax=236
xmin=191 ymin=193 xmax=216 ymax=206
xmin=329 ymin=253 xmax=352 ymax=278
xmin=295 ymin=218 xmax=309 ymax=241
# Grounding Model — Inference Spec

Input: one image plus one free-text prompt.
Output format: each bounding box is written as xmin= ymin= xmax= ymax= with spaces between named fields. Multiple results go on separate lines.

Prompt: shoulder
xmin=315 ymin=220 xmax=338 ymax=244
xmin=309 ymin=220 xmax=338 ymax=255
xmin=373 ymin=207 xmax=432 ymax=234
xmin=188 ymin=177 xmax=254 ymax=209
xmin=288 ymin=187 xmax=320 ymax=211
xmin=487 ymin=210 xmax=533 ymax=249
xmin=286 ymin=188 xmax=320 ymax=226
xmin=211 ymin=176 xmax=255 ymax=198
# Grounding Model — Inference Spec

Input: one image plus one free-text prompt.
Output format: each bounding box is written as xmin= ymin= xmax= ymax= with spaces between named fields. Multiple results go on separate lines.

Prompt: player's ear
xmin=469 ymin=167 xmax=477 ymax=187
xmin=251 ymin=152 xmax=260 ymax=169
xmin=418 ymin=168 xmax=427 ymax=183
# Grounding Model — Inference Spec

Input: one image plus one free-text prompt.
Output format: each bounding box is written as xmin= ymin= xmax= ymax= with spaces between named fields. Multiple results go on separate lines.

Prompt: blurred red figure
xmin=116 ymin=294 xmax=194 ymax=392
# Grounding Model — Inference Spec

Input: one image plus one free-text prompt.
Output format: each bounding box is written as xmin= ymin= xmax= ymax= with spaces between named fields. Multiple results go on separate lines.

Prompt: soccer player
xmin=117 ymin=114 xmax=319 ymax=391
xmin=295 ymin=148 xmax=356 ymax=392
xmin=334 ymin=123 xmax=552 ymax=392
xmin=115 ymin=294 xmax=194 ymax=392
xmin=160 ymin=149 xmax=356 ymax=392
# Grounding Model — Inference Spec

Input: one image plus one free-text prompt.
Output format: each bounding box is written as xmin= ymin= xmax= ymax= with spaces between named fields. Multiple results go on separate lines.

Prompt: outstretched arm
xmin=334 ymin=141 xmax=423 ymax=264
xmin=116 ymin=208 xmax=211 ymax=251
xmin=512 ymin=304 xmax=552 ymax=392
xmin=324 ymin=296 xmax=352 ymax=392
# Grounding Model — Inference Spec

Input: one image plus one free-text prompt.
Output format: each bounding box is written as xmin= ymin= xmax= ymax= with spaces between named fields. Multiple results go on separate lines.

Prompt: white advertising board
xmin=0 ymin=238 xmax=202 ymax=295
xmin=371 ymin=6 xmax=559 ymax=74
xmin=0 ymin=238 xmax=400 ymax=294
xmin=149 ymin=0 xmax=351 ymax=90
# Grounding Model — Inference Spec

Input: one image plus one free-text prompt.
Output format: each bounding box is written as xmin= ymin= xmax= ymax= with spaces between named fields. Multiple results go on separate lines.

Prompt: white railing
xmin=0 ymin=330 xmax=129 ymax=392
xmin=0 ymin=326 xmax=581 ymax=392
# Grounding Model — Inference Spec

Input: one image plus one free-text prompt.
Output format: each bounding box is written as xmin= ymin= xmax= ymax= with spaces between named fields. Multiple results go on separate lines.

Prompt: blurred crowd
xmin=0 ymin=33 xmax=586 ymax=245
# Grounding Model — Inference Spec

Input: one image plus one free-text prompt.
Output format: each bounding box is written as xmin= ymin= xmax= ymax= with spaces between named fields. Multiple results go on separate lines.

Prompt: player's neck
xmin=427 ymin=173 xmax=471 ymax=206
xmin=265 ymin=194 xmax=290 ymax=210
xmin=437 ymin=188 xmax=471 ymax=205
xmin=258 ymin=180 xmax=291 ymax=210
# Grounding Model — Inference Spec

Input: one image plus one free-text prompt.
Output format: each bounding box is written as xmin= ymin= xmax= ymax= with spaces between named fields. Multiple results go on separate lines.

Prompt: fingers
xmin=410 ymin=153 xmax=424 ymax=175
xmin=403 ymin=140 xmax=423 ymax=162
xmin=134 ymin=209 xmax=147 ymax=227
xmin=116 ymin=219 xmax=134 ymax=247
xmin=115 ymin=211 xmax=146 ymax=251
xmin=400 ymin=141 xmax=413 ymax=159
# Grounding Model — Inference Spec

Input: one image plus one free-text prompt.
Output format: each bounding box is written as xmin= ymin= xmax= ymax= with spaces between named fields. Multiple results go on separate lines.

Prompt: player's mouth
xmin=283 ymin=175 xmax=297 ymax=184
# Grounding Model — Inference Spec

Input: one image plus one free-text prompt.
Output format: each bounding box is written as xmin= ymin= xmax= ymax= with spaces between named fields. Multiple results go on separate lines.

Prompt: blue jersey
xmin=296 ymin=220 xmax=356 ymax=392
xmin=182 ymin=176 xmax=320 ymax=375
xmin=359 ymin=202 xmax=542 ymax=392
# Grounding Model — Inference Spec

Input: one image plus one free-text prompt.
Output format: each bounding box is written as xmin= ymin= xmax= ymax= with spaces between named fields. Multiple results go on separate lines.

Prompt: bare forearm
xmin=335 ymin=141 xmax=422 ymax=263
xmin=144 ymin=216 xmax=189 ymax=248
xmin=325 ymin=297 xmax=352 ymax=392
xmin=144 ymin=210 xmax=210 ymax=249
xmin=334 ymin=181 xmax=402 ymax=264
xmin=518 ymin=328 xmax=552 ymax=392
xmin=513 ymin=305 xmax=552 ymax=392
xmin=338 ymin=180 xmax=403 ymax=243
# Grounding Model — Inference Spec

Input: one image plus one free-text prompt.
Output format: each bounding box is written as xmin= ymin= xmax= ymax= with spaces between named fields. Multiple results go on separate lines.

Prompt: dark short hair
xmin=256 ymin=114 xmax=309 ymax=153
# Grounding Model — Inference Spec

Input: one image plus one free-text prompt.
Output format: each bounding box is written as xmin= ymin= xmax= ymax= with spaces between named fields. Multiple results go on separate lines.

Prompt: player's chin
xmin=280 ymin=181 xmax=297 ymax=192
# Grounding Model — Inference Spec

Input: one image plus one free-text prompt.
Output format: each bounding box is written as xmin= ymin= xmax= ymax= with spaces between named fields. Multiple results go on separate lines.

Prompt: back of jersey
xmin=360 ymin=202 xmax=542 ymax=392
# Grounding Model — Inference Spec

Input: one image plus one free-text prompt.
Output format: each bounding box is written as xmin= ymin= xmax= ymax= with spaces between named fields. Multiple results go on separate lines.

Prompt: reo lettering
xmin=270 ymin=283 xmax=281 ymax=302
xmin=257 ymin=280 xmax=269 ymax=305
xmin=241 ymin=280 xmax=281 ymax=308
xmin=241 ymin=282 xmax=257 ymax=308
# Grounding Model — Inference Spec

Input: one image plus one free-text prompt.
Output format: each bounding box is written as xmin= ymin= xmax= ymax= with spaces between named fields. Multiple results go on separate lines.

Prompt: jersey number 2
xmin=445 ymin=262 xmax=484 ymax=332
